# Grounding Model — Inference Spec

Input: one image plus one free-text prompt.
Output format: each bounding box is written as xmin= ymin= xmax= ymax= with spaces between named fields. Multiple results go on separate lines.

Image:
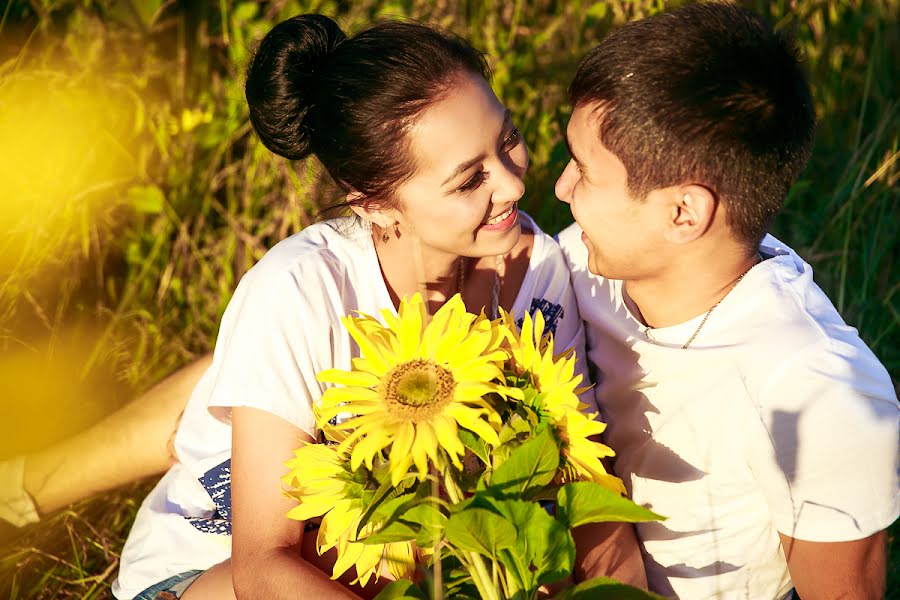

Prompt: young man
xmin=556 ymin=3 xmax=898 ymax=599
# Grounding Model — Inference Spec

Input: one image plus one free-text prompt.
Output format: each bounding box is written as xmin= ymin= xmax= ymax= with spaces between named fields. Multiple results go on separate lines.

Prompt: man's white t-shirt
xmin=113 ymin=214 xmax=588 ymax=599
xmin=558 ymin=223 xmax=898 ymax=600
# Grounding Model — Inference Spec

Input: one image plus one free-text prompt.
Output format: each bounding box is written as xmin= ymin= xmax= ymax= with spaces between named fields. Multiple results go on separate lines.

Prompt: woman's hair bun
xmin=245 ymin=14 xmax=346 ymax=160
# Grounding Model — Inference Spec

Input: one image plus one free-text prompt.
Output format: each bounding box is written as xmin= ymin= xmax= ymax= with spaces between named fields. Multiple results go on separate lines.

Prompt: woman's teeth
xmin=485 ymin=206 xmax=514 ymax=225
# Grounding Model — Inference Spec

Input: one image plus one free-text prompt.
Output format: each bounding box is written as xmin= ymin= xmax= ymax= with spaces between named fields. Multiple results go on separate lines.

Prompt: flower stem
xmin=442 ymin=471 xmax=503 ymax=600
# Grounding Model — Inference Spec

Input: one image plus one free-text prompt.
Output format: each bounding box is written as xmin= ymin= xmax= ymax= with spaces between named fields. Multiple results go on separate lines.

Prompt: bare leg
xmin=180 ymin=559 xmax=237 ymax=600
xmin=21 ymin=354 xmax=212 ymax=515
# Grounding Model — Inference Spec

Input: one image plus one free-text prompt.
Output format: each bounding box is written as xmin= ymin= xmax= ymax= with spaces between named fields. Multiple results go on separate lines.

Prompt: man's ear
xmin=347 ymin=191 xmax=397 ymax=229
xmin=663 ymin=184 xmax=717 ymax=244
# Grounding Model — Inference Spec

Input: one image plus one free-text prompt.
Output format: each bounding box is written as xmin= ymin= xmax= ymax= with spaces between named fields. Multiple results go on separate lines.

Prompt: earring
xmin=381 ymin=229 xmax=390 ymax=243
xmin=393 ymin=223 xmax=400 ymax=239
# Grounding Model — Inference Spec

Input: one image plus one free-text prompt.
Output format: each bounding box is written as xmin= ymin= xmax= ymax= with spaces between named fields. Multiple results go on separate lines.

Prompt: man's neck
xmin=624 ymin=246 xmax=760 ymax=329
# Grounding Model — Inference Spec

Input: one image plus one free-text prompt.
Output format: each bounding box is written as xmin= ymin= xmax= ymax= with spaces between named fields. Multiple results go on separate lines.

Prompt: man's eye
xmin=502 ymin=128 xmax=521 ymax=151
xmin=457 ymin=170 xmax=488 ymax=193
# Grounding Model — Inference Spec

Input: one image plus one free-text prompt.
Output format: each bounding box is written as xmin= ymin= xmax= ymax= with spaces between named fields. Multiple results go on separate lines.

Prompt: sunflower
xmin=501 ymin=309 xmax=625 ymax=494
xmin=283 ymin=442 xmax=415 ymax=586
xmin=316 ymin=293 xmax=516 ymax=487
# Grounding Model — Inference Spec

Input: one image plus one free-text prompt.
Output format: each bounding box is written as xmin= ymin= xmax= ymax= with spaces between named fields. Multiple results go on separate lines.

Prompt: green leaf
xmin=485 ymin=498 xmax=575 ymax=588
xmin=403 ymin=503 xmax=448 ymax=548
xmin=498 ymin=411 xmax=533 ymax=444
xmin=356 ymin=476 xmax=418 ymax=537
xmin=360 ymin=519 xmax=418 ymax=545
xmin=370 ymin=492 xmax=417 ymax=524
xmin=458 ymin=427 xmax=490 ymax=464
xmin=553 ymin=576 xmax=668 ymax=600
xmin=445 ymin=508 xmax=516 ymax=557
xmin=486 ymin=427 xmax=559 ymax=497
xmin=586 ymin=3 xmax=608 ymax=19
xmin=557 ymin=482 xmax=665 ymax=528
xmin=372 ymin=579 xmax=428 ymax=600
xmin=126 ymin=185 xmax=164 ymax=214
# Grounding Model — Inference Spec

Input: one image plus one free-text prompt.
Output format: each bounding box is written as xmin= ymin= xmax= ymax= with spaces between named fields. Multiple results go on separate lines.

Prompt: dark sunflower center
xmin=396 ymin=370 xmax=439 ymax=407
xmin=384 ymin=359 xmax=455 ymax=419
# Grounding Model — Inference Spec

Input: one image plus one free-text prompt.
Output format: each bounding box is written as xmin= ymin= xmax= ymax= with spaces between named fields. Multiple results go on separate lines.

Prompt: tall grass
xmin=0 ymin=0 xmax=896 ymax=597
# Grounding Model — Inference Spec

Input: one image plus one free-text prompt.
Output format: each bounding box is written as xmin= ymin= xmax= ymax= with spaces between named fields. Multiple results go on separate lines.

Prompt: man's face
xmin=555 ymin=103 xmax=666 ymax=280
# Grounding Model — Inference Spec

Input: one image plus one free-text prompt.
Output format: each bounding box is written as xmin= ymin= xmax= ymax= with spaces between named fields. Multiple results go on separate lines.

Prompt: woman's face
xmin=384 ymin=72 xmax=529 ymax=259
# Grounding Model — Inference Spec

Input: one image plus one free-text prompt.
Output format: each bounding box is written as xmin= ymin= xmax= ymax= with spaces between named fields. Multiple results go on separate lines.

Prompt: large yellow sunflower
xmin=501 ymin=309 xmax=626 ymax=494
xmin=316 ymin=293 xmax=517 ymax=487
xmin=283 ymin=442 xmax=415 ymax=586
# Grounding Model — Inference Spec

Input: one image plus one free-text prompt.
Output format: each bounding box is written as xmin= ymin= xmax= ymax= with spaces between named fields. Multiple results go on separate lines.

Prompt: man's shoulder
xmin=738 ymin=235 xmax=895 ymax=409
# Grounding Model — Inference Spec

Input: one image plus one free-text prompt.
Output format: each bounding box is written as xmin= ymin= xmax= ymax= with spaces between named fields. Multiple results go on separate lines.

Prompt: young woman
xmin=2 ymin=15 xmax=645 ymax=599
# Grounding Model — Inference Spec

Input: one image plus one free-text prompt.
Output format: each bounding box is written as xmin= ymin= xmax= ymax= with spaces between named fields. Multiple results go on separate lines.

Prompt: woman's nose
xmin=494 ymin=156 xmax=526 ymax=205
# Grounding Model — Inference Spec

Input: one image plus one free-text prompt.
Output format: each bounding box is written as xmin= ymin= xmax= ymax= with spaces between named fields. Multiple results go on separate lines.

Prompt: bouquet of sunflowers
xmin=283 ymin=294 xmax=664 ymax=600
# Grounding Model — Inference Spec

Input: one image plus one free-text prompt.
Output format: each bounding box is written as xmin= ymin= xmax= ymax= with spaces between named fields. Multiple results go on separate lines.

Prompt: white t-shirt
xmin=558 ymin=223 xmax=898 ymax=600
xmin=113 ymin=214 xmax=588 ymax=599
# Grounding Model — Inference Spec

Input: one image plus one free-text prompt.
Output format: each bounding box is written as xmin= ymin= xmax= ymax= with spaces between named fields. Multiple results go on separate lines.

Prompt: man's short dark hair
xmin=569 ymin=2 xmax=815 ymax=246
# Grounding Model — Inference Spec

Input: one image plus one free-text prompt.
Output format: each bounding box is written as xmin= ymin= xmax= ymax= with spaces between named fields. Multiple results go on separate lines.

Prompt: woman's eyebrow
xmin=442 ymin=154 xmax=486 ymax=187
xmin=441 ymin=109 xmax=514 ymax=187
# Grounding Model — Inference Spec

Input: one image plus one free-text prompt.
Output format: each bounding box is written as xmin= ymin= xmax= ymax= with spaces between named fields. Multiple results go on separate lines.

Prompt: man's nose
xmin=555 ymin=160 xmax=576 ymax=204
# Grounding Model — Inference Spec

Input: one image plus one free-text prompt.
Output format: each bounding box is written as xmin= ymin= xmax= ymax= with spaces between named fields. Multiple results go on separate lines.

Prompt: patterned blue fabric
xmin=185 ymin=458 xmax=232 ymax=535
xmin=517 ymin=298 xmax=564 ymax=335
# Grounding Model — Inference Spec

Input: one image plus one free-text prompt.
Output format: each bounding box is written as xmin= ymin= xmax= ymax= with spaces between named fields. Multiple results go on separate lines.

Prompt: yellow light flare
xmin=0 ymin=68 xmax=145 ymax=300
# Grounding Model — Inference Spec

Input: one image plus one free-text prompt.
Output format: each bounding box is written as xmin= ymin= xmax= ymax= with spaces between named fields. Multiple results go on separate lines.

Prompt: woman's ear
xmin=663 ymin=184 xmax=717 ymax=244
xmin=347 ymin=191 xmax=397 ymax=229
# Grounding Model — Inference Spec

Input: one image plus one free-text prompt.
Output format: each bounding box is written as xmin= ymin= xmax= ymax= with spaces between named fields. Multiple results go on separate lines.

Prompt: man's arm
xmin=779 ymin=530 xmax=887 ymax=600
xmin=573 ymin=521 xmax=648 ymax=589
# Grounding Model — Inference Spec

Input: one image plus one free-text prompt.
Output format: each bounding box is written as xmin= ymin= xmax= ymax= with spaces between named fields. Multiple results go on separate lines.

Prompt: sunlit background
xmin=0 ymin=0 xmax=897 ymax=597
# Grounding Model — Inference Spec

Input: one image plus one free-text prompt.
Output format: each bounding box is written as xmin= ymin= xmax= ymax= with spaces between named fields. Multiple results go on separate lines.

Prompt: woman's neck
xmin=374 ymin=230 xmax=461 ymax=313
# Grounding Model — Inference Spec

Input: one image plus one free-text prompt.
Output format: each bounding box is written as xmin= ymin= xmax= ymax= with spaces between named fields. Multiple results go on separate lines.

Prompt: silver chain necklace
xmin=457 ymin=255 xmax=504 ymax=319
xmin=645 ymin=254 xmax=762 ymax=349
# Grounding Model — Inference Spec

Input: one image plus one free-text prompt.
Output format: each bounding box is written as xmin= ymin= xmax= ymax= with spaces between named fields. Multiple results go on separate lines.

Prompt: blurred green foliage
xmin=0 ymin=0 xmax=897 ymax=597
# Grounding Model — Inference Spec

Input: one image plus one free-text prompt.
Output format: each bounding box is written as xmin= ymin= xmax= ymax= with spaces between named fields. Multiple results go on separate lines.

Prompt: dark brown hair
xmin=245 ymin=14 xmax=490 ymax=207
xmin=569 ymin=3 xmax=815 ymax=246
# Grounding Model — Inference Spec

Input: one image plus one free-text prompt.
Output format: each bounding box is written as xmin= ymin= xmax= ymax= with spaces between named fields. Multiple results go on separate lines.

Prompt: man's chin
xmin=587 ymin=259 xmax=606 ymax=278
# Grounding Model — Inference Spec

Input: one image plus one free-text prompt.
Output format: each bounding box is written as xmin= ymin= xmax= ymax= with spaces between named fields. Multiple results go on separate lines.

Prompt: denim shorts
xmin=133 ymin=569 xmax=204 ymax=600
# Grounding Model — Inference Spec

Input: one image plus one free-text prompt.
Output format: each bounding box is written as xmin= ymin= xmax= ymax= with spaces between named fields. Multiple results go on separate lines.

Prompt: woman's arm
xmin=228 ymin=406 xmax=362 ymax=600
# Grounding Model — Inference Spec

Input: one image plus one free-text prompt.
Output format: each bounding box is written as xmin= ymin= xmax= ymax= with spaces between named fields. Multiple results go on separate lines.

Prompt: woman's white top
xmin=113 ymin=214 xmax=587 ymax=598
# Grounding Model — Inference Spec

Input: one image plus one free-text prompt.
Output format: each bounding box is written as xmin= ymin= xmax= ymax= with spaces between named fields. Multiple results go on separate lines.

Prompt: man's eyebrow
xmin=441 ymin=110 xmax=514 ymax=188
xmin=564 ymin=134 xmax=585 ymax=171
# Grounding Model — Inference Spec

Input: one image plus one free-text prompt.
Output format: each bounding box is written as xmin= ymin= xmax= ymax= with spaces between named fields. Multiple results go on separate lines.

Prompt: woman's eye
xmin=502 ymin=128 xmax=521 ymax=151
xmin=457 ymin=170 xmax=489 ymax=193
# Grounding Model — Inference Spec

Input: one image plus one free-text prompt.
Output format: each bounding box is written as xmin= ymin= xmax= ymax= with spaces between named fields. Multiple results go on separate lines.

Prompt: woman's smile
xmin=480 ymin=203 xmax=518 ymax=231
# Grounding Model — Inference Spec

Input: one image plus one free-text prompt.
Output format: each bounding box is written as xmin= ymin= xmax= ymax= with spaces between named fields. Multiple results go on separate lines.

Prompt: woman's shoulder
xmin=243 ymin=217 xmax=370 ymax=288
xmin=224 ymin=217 xmax=377 ymax=322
